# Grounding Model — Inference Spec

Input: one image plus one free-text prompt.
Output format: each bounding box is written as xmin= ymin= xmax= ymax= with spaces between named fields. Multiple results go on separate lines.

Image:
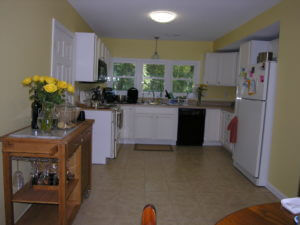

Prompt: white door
xmin=234 ymin=99 xmax=265 ymax=177
xmin=51 ymin=18 xmax=74 ymax=85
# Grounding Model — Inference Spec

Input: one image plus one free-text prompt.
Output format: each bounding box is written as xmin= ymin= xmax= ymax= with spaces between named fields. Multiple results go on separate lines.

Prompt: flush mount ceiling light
xmin=151 ymin=36 xmax=160 ymax=59
xmin=149 ymin=11 xmax=177 ymax=23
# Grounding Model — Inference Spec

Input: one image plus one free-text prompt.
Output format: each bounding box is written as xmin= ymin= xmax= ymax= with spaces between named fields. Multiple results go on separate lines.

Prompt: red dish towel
xmin=227 ymin=116 xmax=238 ymax=143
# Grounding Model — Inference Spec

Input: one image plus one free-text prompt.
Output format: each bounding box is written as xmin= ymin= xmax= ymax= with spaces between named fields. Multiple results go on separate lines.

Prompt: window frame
xmin=109 ymin=58 xmax=138 ymax=96
xmin=170 ymin=61 xmax=200 ymax=97
xmin=109 ymin=58 xmax=200 ymax=98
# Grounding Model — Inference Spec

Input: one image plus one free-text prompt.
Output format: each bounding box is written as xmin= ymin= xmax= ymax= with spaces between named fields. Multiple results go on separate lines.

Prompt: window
xmin=142 ymin=64 xmax=165 ymax=92
xmin=172 ymin=65 xmax=194 ymax=94
xmin=112 ymin=62 xmax=135 ymax=91
xmin=110 ymin=58 xmax=199 ymax=97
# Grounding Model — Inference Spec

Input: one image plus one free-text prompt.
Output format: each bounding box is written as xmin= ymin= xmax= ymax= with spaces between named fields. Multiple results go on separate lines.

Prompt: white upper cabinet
xmin=203 ymin=53 xmax=219 ymax=85
xmin=203 ymin=52 xmax=238 ymax=86
xmin=75 ymin=32 xmax=99 ymax=82
xmin=219 ymin=53 xmax=238 ymax=86
xmin=238 ymin=40 xmax=271 ymax=72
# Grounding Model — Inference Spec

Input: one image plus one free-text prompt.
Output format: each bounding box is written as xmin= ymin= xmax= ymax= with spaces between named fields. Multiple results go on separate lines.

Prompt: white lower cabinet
xmin=85 ymin=110 xmax=113 ymax=164
xmin=120 ymin=106 xmax=135 ymax=141
xmin=220 ymin=110 xmax=235 ymax=153
xmin=134 ymin=112 xmax=154 ymax=139
xmin=120 ymin=106 xmax=234 ymax=149
xmin=120 ymin=106 xmax=178 ymax=144
xmin=134 ymin=107 xmax=178 ymax=144
xmin=204 ymin=109 xmax=222 ymax=145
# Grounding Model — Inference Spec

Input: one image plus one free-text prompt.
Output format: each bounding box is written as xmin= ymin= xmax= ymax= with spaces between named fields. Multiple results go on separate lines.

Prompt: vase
xmin=38 ymin=104 xmax=54 ymax=133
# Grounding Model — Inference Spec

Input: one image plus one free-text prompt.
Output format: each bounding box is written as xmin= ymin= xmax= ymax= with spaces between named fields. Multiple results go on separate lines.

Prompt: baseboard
xmin=266 ymin=182 xmax=287 ymax=200
xmin=203 ymin=141 xmax=222 ymax=146
xmin=134 ymin=139 xmax=176 ymax=145
xmin=120 ymin=138 xmax=176 ymax=145
xmin=119 ymin=138 xmax=135 ymax=144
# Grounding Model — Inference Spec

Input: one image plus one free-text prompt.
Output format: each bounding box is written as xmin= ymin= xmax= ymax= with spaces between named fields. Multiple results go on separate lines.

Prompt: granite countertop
xmin=78 ymin=100 xmax=235 ymax=113
xmin=118 ymin=100 xmax=235 ymax=113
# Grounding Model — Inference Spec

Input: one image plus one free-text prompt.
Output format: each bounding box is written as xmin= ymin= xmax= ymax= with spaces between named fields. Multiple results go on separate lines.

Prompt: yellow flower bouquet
xmin=22 ymin=75 xmax=75 ymax=132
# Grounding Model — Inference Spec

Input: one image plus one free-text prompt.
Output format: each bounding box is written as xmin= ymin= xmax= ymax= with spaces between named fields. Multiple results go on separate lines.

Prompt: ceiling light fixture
xmin=149 ymin=11 xmax=177 ymax=23
xmin=151 ymin=37 xmax=160 ymax=59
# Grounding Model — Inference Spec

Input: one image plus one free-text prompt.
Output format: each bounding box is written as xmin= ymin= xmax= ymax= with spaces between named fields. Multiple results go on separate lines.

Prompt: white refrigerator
xmin=234 ymin=61 xmax=277 ymax=186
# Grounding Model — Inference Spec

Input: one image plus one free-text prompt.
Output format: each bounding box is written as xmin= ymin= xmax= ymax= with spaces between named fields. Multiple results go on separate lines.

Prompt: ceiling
xmin=68 ymin=0 xmax=281 ymax=41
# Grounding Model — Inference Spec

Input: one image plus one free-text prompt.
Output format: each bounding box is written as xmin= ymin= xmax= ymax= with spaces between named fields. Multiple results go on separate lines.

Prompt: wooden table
xmin=215 ymin=202 xmax=296 ymax=225
xmin=1 ymin=120 xmax=94 ymax=225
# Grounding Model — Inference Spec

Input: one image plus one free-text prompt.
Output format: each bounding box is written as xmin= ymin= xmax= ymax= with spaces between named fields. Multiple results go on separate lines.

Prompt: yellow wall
xmin=103 ymin=38 xmax=236 ymax=101
xmin=215 ymin=0 xmax=300 ymax=197
xmin=0 ymin=0 xmax=92 ymax=223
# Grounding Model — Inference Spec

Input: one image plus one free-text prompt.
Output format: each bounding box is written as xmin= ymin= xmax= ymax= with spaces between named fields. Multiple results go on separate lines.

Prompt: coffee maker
xmin=127 ymin=87 xmax=138 ymax=103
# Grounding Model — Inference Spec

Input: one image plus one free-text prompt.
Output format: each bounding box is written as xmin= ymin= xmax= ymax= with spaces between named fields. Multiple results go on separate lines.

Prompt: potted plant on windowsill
xmin=196 ymin=84 xmax=208 ymax=105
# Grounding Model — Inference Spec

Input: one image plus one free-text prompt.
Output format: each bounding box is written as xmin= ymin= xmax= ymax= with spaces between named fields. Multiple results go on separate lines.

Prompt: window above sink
xmin=109 ymin=58 xmax=200 ymax=98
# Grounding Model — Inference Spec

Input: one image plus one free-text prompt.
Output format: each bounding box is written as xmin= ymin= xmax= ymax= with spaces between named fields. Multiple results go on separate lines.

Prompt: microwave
xmin=98 ymin=59 xmax=107 ymax=82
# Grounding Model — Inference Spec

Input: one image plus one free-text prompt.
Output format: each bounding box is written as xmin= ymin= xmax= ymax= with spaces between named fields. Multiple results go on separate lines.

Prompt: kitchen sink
xmin=96 ymin=104 xmax=118 ymax=109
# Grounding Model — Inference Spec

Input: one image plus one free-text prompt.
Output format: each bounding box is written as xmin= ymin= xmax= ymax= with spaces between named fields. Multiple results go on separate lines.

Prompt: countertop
xmin=78 ymin=100 xmax=235 ymax=113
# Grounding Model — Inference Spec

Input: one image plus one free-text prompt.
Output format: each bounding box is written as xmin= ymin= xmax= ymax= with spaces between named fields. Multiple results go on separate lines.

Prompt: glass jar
xmin=38 ymin=103 xmax=54 ymax=133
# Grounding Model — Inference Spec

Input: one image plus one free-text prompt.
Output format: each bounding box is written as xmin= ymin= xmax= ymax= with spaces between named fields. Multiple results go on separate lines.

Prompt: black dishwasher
xmin=177 ymin=108 xmax=206 ymax=146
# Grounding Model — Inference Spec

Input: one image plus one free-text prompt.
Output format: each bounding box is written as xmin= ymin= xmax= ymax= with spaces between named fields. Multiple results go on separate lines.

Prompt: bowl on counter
xmin=56 ymin=104 xmax=80 ymax=129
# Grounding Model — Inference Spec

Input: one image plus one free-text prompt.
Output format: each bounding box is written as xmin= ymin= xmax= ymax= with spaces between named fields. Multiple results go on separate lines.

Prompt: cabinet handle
xmin=81 ymin=138 xmax=84 ymax=143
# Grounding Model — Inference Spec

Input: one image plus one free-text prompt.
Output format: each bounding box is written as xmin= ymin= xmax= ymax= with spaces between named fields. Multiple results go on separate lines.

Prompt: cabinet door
xmin=224 ymin=112 xmax=234 ymax=152
xmin=81 ymin=129 xmax=92 ymax=197
xmin=220 ymin=111 xmax=226 ymax=145
xmin=156 ymin=114 xmax=178 ymax=140
xmin=203 ymin=53 xmax=219 ymax=85
xmin=75 ymin=33 xmax=97 ymax=82
xmin=218 ymin=53 xmax=238 ymax=86
xmin=239 ymin=40 xmax=271 ymax=72
xmin=121 ymin=107 xmax=135 ymax=139
xmin=134 ymin=113 xmax=155 ymax=139
xmin=204 ymin=109 xmax=221 ymax=143
xmin=238 ymin=41 xmax=251 ymax=72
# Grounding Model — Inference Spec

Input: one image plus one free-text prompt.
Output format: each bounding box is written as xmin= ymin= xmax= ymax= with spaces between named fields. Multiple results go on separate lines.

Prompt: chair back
xmin=141 ymin=204 xmax=156 ymax=225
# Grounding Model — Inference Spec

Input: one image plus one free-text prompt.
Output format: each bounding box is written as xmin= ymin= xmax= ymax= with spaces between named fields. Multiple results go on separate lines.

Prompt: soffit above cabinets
xmin=67 ymin=0 xmax=281 ymax=41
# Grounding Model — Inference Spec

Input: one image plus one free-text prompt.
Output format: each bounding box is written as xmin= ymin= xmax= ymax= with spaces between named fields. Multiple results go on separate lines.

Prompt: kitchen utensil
xmin=77 ymin=111 xmax=85 ymax=121
xmin=13 ymin=160 xmax=24 ymax=190
xmin=127 ymin=87 xmax=138 ymax=103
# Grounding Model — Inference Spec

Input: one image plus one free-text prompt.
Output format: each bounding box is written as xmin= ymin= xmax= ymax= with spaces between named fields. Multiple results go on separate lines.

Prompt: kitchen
xmin=1 ymin=0 xmax=300 ymax=225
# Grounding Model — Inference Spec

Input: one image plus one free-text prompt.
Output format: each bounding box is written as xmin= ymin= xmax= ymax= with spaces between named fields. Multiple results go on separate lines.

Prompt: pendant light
xmin=151 ymin=37 xmax=160 ymax=59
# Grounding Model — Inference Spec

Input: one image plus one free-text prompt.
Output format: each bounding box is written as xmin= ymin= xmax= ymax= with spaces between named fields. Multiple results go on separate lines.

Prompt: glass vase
xmin=38 ymin=104 xmax=54 ymax=133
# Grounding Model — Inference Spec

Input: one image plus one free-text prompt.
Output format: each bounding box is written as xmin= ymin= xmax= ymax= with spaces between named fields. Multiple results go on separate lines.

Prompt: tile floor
xmin=73 ymin=145 xmax=278 ymax=225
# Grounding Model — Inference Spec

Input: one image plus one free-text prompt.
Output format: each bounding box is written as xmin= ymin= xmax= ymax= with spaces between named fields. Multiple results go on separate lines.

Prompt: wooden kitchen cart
xmin=1 ymin=120 xmax=94 ymax=225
